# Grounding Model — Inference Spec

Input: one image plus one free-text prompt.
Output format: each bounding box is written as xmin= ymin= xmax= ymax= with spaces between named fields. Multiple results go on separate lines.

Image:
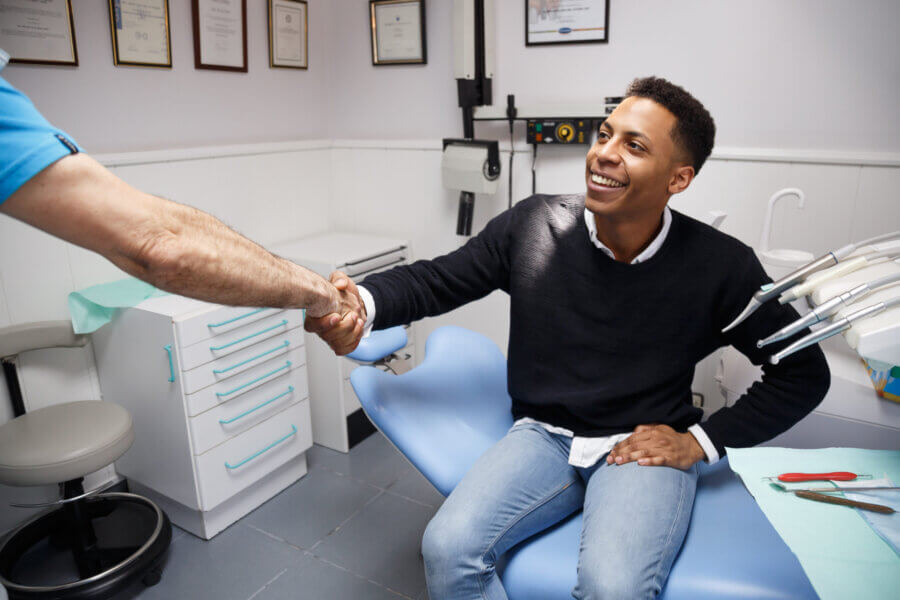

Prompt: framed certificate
xmin=0 ymin=0 xmax=78 ymax=66
xmin=268 ymin=0 xmax=308 ymax=70
xmin=192 ymin=0 xmax=248 ymax=72
xmin=108 ymin=0 xmax=172 ymax=68
xmin=370 ymin=0 xmax=426 ymax=66
xmin=526 ymin=0 xmax=609 ymax=46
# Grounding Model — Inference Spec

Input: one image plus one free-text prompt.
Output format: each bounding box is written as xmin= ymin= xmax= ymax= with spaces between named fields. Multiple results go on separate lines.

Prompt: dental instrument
xmin=777 ymin=249 xmax=900 ymax=305
xmin=769 ymin=296 xmax=900 ymax=365
xmin=757 ymin=271 xmax=900 ymax=348
xmin=769 ymin=483 xmax=899 ymax=493
xmin=762 ymin=471 xmax=873 ymax=483
xmin=793 ymin=491 xmax=894 ymax=514
xmin=722 ymin=229 xmax=900 ymax=333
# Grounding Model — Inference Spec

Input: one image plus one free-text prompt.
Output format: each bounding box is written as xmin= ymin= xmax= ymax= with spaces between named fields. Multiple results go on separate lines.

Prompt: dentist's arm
xmin=1 ymin=153 xmax=344 ymax=317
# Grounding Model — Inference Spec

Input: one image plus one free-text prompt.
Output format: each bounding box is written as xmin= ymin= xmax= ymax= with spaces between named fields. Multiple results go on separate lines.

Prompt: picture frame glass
xmin=526 ymin=0 xmax=609 ymax=45
xmin=269 ymin=0 xmax=308 ymax=68
xmin=373 ymin=1 xmax=424 ymax=63
xmin=110 ymin=0 xmax=172 ymax=67
xmin=1 ymin=0 xmax=78 ymax=65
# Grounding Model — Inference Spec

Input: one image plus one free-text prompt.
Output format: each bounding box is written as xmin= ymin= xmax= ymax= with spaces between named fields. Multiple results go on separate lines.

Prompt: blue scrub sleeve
xmin=0 ymin=75 xmax=81 ymax=204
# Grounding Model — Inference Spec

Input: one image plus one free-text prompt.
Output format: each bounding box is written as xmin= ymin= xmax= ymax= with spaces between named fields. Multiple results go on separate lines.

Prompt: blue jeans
xmin=422 ymin=421 xmax=698 ymax=600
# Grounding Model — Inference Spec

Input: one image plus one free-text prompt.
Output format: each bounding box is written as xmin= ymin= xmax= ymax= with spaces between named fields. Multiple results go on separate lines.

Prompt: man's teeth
xmin=591 ymin=173 xmax=625 ymax=188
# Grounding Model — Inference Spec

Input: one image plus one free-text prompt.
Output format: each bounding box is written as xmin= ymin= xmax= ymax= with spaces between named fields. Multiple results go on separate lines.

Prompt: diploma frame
xmin=267 ymin=0 xmax=308 ymax=70
xmin=525 ymin=0 xmax=609 ymax=47
xmin=369 ymin=0 xmax=427 ymax=66
xmin=4 ymin=0 xmax=79 ymax=66
xmin=192 ymin=0 xmax=248 ymax=72
xmin=108 ymin=0 xmax=172 ymax=68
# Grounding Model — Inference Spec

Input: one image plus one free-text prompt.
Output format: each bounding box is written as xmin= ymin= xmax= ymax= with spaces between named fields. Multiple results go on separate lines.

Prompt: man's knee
xmin=421 ymin=508 xmax=484 ymax=571
xmin=574 ymin=561 xmax=658 ymax=600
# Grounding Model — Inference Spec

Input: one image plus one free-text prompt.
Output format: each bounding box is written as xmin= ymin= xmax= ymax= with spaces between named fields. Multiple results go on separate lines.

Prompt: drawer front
xmin=190 ymin=369 xmax=309 ymax=455
xmin=184 ymin=346 xmax=306 ymax=414
xmin=181 ymin=331 xmax=304 ymax=395
xmin=195 ymin=401 xmax=312 ymax=510
xmin=340 ymin=247 xmax=408 ymax=278
xmin=176 ymin=306 xmax=284 ymax=348
xmin=178 ymin=309 xmax=303 ymax=371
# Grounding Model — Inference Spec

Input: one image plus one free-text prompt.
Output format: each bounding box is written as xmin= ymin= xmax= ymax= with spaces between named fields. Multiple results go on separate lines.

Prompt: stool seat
xmin=0 ymin=401 xmax=133 ymax=486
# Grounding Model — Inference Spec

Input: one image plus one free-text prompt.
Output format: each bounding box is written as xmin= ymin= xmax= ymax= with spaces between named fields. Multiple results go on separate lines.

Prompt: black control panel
xmin=526 ymin=119 xmax=595 ymax=145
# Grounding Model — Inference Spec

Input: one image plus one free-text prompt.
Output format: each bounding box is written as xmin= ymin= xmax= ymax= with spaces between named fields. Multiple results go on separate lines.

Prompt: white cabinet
xmin=91 ymin=295 xmax=312 ymax=539
xmin=269 ymin=233 xmax=416 ymax=452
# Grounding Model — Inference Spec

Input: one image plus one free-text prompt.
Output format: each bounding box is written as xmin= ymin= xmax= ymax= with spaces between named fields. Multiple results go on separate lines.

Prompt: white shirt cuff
xmin=357 ymin=285 xmax=377 ymax=338
xmin=687 ymin=424 xmax=720 ymax=465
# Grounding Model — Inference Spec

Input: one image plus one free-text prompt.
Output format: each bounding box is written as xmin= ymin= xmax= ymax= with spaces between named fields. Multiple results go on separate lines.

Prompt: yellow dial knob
xmin=556 ymin=123 xmax=574 ymax=142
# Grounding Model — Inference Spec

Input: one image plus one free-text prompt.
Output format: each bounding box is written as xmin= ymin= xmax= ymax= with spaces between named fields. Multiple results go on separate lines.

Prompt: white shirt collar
xmin=583 ymin=206 xmax=672 ymax=264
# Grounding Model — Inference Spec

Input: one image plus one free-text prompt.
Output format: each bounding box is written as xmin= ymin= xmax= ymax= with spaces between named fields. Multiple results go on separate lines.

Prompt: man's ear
xmin=668 ymin=164 xmax=695 ymax=196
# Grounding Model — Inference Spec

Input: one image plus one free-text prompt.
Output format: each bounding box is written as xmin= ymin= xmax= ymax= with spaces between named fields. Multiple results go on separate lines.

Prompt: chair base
xmin=0 ymin=492 xmax=171 ymax=600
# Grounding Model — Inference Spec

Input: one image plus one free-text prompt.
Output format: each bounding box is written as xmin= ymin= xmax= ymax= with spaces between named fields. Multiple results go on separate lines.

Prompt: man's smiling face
xmin=585 ymin=96 xmax=690 ymax=221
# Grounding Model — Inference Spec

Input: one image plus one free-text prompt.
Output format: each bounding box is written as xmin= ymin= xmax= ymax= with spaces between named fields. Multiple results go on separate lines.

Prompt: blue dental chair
xmin=350 ymin=326 xmax=816 ymax=599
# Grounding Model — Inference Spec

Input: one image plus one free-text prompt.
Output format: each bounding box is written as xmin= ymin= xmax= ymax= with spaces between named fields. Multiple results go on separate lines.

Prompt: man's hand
xmin=304 ymin=271 xmax=367 ymax=356
xmin=606 ymin=424 xmax=705 ymax=470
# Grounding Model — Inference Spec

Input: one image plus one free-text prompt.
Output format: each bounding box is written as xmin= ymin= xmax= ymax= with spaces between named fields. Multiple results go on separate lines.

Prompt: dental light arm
xmin=722 ymin=230 xmax=900 ymax=332
xmin=757 ymin=270 xmax=900 ymax=348
xmin=769 ymin=296 xmax=900 ymax=365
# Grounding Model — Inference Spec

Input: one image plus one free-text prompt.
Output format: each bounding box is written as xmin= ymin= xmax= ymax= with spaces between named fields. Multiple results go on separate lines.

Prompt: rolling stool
xmin=0 ymin=322 xmax=171 ymax=599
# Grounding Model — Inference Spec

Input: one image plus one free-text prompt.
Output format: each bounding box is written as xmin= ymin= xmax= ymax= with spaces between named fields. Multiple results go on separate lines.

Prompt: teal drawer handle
xmin=224 ymin=424 xmax=298 ymax=470
xmin=219 ymin=386 xmax=295 ymax=425
xmin=208 ymin=308 xmax=267 ymax=328
xmin=216 ymin=361 xmax=292 ymax=398
xmin=212 ymin=340 xmax=290 ymax=375
xmin=164 ymin=345 xmax=175 ymax=382
xmin=209 ymin=319 xmax=289 ymax=351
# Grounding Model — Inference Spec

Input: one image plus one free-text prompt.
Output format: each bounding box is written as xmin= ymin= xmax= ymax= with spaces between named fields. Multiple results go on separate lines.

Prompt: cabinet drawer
xmin=184 ymin=346 xmax=306 ymax=414
xmin=176 ymin=306 xmax=284 ymax=348
xmin=178 ymin=310 xmax=303 ymax=371
xmin=181 ymin=331 xmax=304 ymax=395
xmin=190 ymin=370 xmax=309 ymax=455
xmin=195 ymin=401 xmax=312 ymax=510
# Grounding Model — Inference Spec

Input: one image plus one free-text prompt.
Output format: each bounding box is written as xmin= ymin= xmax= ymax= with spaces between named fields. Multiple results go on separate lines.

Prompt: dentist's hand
xmin=606 ymin=424 xmax=705 ymax=470
xmin=304 ymin=271 xmax=367 ymax=356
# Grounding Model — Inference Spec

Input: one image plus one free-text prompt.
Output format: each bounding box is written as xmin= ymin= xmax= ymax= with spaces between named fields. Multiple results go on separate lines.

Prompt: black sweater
xmin=362 ymin=195 xmax=830 ymax=456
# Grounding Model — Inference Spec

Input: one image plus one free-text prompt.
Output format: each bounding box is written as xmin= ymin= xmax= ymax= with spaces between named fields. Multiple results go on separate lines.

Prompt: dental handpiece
xmin=722 ymin=230 xmax=900 ymax=333
xmin=769 ymin=296 xmax=900 ymax=365
xmin=778 ymin=249 xmax=900 ymax=305
xmin=759 ymin=271 xmax=900 ymax=348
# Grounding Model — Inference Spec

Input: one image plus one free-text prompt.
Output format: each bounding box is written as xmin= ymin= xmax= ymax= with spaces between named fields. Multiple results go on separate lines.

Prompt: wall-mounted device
xmin=450 ymin=0 xmax=496 ymax=236
xmin=442 ymin=139 xmax=501 ymax=235
xmin=526 ymin=119 xmax=593 ymax=145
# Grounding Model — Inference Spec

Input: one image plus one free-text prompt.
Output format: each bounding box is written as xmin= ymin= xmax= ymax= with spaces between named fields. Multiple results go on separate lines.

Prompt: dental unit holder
xmin=723 ymin=229 xmax=900 ymax=332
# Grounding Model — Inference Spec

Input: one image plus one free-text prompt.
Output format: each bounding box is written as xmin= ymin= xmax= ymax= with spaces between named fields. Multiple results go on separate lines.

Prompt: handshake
xmin=305 ymin=271 xmax=367 ymax=356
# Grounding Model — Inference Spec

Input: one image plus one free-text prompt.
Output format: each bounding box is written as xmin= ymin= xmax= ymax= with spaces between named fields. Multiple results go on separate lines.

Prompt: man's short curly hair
xmin=626 ymin=77 xmax=716 ymax=174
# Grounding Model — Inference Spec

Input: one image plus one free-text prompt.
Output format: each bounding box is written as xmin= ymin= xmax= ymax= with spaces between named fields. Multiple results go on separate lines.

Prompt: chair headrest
xmin=0 ymin=321 xmax=87 ymax=358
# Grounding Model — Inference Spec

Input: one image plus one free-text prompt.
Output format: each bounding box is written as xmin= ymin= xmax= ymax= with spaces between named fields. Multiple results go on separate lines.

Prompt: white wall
xmin=331 ymin=0 xmax=900 ymax=153
xmin=2 ymin=0 xmax=335 ymax=152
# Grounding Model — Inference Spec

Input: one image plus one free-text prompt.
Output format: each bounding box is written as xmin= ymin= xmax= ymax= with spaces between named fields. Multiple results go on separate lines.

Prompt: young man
xmin=307 ymin=77 xmax=830 ymax=599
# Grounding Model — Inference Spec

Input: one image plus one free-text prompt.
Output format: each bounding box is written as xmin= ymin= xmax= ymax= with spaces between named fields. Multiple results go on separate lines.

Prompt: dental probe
xmin=769 ymin=296 xmax=900 ymax=365
xmin=778 ymin=249 xmax=900 ymax=304
xmin=757 ymin=271 xmax=900 ymax=347
xmin=722 ymin=230 xmax=900 ymax=333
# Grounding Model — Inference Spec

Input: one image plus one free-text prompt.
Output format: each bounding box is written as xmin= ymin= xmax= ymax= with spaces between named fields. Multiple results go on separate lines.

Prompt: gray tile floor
xmin=117 ymin=433 xmax=443 ymax=600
